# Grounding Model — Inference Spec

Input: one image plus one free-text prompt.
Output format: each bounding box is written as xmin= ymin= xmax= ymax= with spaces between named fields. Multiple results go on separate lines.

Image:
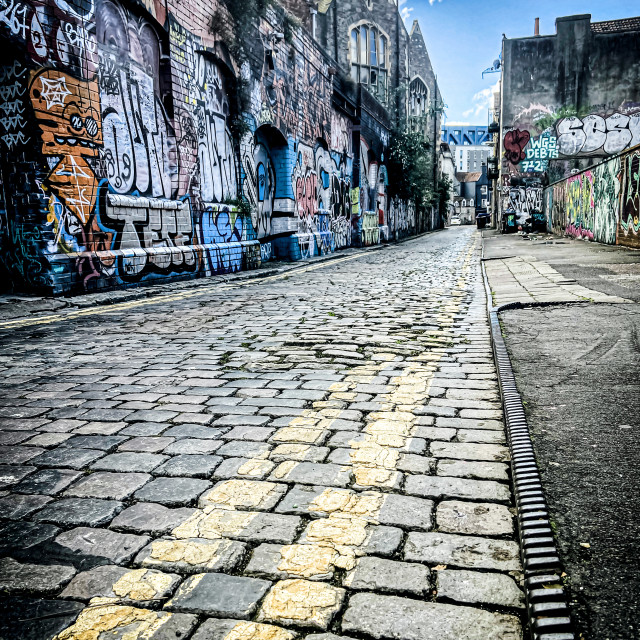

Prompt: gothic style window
xmin=350 ymin=25 xmax=388 ymax=102
xmin=409 ymin=78 xmax=429 ymax=118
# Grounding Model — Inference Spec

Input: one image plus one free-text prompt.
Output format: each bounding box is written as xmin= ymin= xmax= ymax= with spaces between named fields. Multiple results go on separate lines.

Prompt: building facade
xmin=498 ymin=14 xmax=640 ymax=233
xmin=0 ymin=0 xmax=443 ymax=294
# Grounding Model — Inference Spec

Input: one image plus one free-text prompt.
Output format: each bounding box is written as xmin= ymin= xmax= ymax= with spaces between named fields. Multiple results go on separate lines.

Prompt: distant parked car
xmin=450 ymin=216 xmax=461 ymax=226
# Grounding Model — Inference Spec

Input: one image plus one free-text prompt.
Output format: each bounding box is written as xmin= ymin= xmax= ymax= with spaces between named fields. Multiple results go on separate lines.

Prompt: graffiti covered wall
xmin=543 ymin=145 xmax=639 ymax=247
xmin=0 ymin=0 xmax=443 ymax=294
xmin=501 ymin=15 xmax=640 ymax=220
xmin=0 ymin=0 xmax=261 ymax=293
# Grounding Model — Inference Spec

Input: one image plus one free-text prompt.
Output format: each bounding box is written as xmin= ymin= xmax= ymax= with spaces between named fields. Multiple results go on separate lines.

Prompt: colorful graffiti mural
xmin=619 ymin=150 xmax=640 ymax=249
xmin=0 ymin=0 xmax=439 ymax=294
xmin=543 ymin=145 xmax=640 ymax=247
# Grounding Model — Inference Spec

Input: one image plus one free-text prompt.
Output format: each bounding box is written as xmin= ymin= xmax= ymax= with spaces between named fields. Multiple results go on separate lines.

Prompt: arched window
xmin=409 ymin=78 xmax=429 ymax=118
xmin=349 ymin=24 xmax=388 ymax=103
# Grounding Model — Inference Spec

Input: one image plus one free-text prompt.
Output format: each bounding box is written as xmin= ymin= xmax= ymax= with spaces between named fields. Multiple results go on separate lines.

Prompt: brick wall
xmin=0 ymin=0 xmax=442 ymax=295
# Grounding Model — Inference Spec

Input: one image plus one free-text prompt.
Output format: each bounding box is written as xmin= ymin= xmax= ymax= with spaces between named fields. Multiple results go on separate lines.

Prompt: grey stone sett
xmin=64 ymin=472 xmax=151 ymax=500
xmin=436 ymin=569 xmax=525 ymax=608
xmin=0 ymin=492 xmax=52 ymax=518
xmin=162 ymin=424 xmax=226 ymax=439
xmin=110 ymin=502 xmax=196 ymax=535
xmin=14 ymin=468 xmax=82 ymax=495
xmin=119 ymin=422 xmax=168 ymax=436
xmin=436 ymin=459 xmax=510 ymax=481
xmin=33 ymin=498 xmax=123 ymax=527
xmin=163 ymin=438 xmax=223 ymax=454
xmin=0 ymin=521 xmax=61 ymax=555
xmin=344 ymin=557 xmax=430 ymax=595
xmin=134 ymin=477 xmax=212 ymax=506
xmin=154 ymin=454 xmax=222 ymax=477
xmin=0 ymin=557 xmax=76 ymax=595
xmin=221 ymin=426 xmax=274 ymax=440
xmin=118 ymin=436 xmax=175 ymax=452
xmin=404 ymin=532 xmax=521 ymax=571
xmin=165 ymin=572 xmax=271 ymax=618
xmin=60 ymin=564 xmax=181 ymax=603
xmin=405 ymin=475 xmax=512 ymax=502
xmin=91 ymin=452 xmax=168 ymax=472
xmin=378 ymin=494 xmax=434 ymax=531
xmin=436 ymin=500 xmax=514 ymax=536
xmin=342 ymin=592 xmax=522 ymax=640
xmin=0 ymin=463 xmax=36 ymax=488
xmin=217 ymin=441 xmax=272 ymax=458
xmin=54 ymin=526 xmax=150 ymax=567
xmin=31 ymin=447 xmax=106 ymax=469
xmin=270 ymin=461 xmax=351 ymax=487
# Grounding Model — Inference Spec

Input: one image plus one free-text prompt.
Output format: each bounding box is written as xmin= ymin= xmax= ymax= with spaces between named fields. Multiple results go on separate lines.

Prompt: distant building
xmin=442 ymin=125 xmax=491 ymax=172
xmin=453 ymin=164 xmax=490 ymax=224
xmin=442 ymin=126 xmax=490 ymax=146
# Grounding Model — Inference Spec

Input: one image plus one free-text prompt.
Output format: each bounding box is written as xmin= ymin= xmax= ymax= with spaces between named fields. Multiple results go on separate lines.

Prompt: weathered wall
xmin=501 ymin=15 xmax=640 ymax=221
xmin=543 ymin=144 xmax=640 ymax=247
xmin=0 ymin=0 xmax=442 ymax=294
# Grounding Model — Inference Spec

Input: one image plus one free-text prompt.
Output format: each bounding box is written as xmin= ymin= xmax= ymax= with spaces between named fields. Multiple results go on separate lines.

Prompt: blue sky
xmin=402 ymin=0 xmax=640 ymax=125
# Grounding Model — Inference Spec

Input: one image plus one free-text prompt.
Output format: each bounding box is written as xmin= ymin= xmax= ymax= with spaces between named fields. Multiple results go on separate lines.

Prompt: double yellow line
xmin=0 ymin=253 xmax=368 ymax=330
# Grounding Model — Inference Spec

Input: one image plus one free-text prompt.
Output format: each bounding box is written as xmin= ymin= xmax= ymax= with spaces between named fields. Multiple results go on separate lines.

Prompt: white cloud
xmin=462 ymin=80 xmax=500 ymax=121
xmin=446 ymin=121 xmax=471 ymax=126
xmin=429 ymin=0 xmax=443 ymax=5
xmin=400 ymin=5 xmax=413 ymax=20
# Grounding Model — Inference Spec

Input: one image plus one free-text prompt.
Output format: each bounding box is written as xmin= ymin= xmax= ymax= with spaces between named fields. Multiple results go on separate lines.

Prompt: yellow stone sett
xmin=258 ymin=579 xmax=344 ymax=628
xmin=364 ymin=420 xmax=413 ymax=437
xmin=111 ymin=569 xmax=174 ymax=601
xmin=237 ymin=459 xmax=275 ymax=477
xmin=147 ymin=539 xmax=226 ymax=567
xmin=200 ymin=480 xmax=281 ymax=510
xmin=309 ymin=487 xmax=382 ymax=519
xmin=52 ymin=604 xmax=173 ymax=640
xmin=270 ymin=427 xmax=325 ymax=444
xmin=348 ymin=444 xmax=399 ymax=469
xmin=276 ymin=544 xmax=339 ymax=579
xmin=305 ymin=515 xmax=369 ymax=547
xmin=327 ymin=382 xmax=352 ymax=392
xmin=172 ymin=508 xmax=256 ymax=539
xmin=353 ymin=466 xmax=401 ymax=489
xmin=270 ymin=460 xmax=298 ymax=479
xmin=223 ymin=621 xmax=296 ymax=640
xmin=353 ymin=432 xmax=408 ymax=449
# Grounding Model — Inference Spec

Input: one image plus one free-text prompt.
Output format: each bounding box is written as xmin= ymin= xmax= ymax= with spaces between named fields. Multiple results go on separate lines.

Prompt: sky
xmin=401 ymin=0 xmax=640 ymax=125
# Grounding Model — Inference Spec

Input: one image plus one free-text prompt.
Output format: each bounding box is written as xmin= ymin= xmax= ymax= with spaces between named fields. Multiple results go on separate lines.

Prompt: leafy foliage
xmin=387 ymin=127 xmax=435 ymax=212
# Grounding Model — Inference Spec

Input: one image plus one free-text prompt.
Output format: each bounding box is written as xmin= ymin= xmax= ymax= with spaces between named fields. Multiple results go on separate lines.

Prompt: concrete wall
xmin=500 ymin=14 xmax=640 ymax=220
xmin=0 ymin=0 xmax=442 ymax=295
xmin=544 ymin=144 xmax=640 ymax=247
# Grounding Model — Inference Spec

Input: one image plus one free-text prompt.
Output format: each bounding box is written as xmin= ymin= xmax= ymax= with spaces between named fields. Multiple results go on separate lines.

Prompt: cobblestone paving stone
xmin=0 ymin=227 xmax=525 ymax=639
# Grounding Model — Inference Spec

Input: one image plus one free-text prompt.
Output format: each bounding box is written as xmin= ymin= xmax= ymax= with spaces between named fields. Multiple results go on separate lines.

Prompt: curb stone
xmin=480 ymin=251 xmax=575 ymax=640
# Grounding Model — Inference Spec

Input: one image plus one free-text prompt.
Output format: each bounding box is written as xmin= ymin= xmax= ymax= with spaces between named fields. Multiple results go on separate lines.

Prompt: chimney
xmin=534 ymin=17 xmax=540 ymax=35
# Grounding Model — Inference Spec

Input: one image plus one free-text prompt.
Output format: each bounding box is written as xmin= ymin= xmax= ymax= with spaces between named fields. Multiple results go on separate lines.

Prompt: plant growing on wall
xmin=387 ymin=127 xmax=435 ymax=213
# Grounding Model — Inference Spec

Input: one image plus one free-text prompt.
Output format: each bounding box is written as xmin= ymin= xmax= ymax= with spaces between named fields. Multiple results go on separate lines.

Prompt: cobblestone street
xmin=0 ymin=227 xmax=524 ymax=640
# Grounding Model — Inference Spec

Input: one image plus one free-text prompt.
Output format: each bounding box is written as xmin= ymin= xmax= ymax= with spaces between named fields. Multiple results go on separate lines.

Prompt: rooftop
xmin=591 ymin=16 xmax=640 ymax=33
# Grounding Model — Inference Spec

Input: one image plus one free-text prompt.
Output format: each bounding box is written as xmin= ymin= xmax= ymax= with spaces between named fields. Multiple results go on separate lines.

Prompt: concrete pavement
xmin=483 ymin=229 xmax=640 ymax=640
xmin=0 ymin=227 xmax=525 ymax=640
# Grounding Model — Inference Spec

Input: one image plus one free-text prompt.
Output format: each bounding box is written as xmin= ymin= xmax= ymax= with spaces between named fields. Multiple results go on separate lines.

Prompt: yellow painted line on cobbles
xmin=0 ymin=252 xmax=370 ymax=331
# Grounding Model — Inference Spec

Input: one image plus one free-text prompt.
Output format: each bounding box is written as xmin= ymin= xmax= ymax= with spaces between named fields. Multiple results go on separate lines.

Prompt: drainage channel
xmin=482 ymin=261 xmax=575 ymax=640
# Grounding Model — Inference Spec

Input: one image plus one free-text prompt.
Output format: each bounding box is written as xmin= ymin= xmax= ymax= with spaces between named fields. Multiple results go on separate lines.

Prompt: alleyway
xmin=0 ymin=227 xmax=524 ymax=640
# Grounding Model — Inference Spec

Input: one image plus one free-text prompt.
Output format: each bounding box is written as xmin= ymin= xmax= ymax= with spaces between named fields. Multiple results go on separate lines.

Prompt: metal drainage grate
xmin=482 ymin=262 xmax=575 ymax=640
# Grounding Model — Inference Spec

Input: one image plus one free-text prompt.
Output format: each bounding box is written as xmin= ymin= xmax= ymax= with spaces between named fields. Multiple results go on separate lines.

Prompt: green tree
xmin=387 ymin=127 xmax=435 ymax=213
